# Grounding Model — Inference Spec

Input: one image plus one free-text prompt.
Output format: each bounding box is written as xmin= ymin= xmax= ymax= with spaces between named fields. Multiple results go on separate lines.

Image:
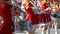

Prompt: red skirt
xmin=26 ymin=14 xmax=38 ymax=25
xmin=45 ymin=13 xmax=51 ymax=22
xmin=38 ymin=13 xmax=51 ymax=23
xmin=0 ymin=20 xmax=13 ymax=34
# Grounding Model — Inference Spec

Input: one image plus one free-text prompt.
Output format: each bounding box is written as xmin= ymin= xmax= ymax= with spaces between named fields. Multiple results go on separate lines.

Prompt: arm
xmin=30 ymin=1 xmax=37 ymax=8
xmin=0 ymin=17 xmax=4 ymax=31
xmin=0 ymin=16 xmax=3 ymax=25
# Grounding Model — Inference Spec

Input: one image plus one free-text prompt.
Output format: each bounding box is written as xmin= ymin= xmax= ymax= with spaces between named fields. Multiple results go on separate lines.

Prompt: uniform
xmin=23 ymin=2 xmax=38 ymax=31
xmin=53 ymin=0 xmax=58 ymax=2
xmin=23 ymin=2 xmax=37 ymax=25
xmin=0 ymin=2 xmax=13 ymax=34
xmin=38 ymin=1 xmax=51 ymax=23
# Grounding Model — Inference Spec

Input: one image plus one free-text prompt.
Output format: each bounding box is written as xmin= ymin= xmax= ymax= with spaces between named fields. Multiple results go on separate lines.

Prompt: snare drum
xmin=57 ymin=11 xmax=60 ymax=18
xmin=51 ymin=12 xmax=57 ymax=18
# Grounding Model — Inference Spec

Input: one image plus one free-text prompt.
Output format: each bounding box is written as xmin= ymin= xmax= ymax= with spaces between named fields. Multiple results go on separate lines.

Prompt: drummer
xmin=0 ymin=0 xmax=14 ymax=34
xmin=38 ymin=0 xmax=51 ymax=34
xmin=51 ymin=1 xmax=59 ymax=28
xmin=51 ymin=1 xmax=59 ymax=34
xmin=23 ymin=0 xmax=38 ymax=34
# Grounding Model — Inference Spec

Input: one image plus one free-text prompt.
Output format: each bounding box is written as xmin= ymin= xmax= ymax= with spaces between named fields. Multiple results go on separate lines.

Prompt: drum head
xmin=51 ymin=13 xmax=57 ymax=18
xmin=57 ymin=11 xmax=60 ymax=17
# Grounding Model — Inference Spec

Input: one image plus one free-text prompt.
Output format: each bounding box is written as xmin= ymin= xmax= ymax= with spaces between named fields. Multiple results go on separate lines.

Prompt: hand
xmin=46 ymin=7 xmax=51 ymax=11
xmin=0 ymin=20 xmax=4 ymax=25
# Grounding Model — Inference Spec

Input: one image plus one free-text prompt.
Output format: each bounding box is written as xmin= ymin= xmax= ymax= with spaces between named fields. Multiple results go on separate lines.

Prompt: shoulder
xmin=0 ymin=3 xmax=6 ymax=8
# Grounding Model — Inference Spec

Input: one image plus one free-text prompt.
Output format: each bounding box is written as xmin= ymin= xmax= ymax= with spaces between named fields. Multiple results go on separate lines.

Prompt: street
xmin=14 ymin=27 xmax=60 ymax=34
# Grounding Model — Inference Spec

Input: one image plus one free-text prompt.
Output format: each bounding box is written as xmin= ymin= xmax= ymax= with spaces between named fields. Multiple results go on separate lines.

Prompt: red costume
xmin=53 ymin=0 xmax=58 ymax=2
xmin=38 ymin=2 xmax=51 ymax=23
xmin=57 ymin=8 xmax=60 ymax=11
xmin=14 ymin=8 xmax=20 ymax=16
xmin=23 ymin=2 xmax=37 ymax=25
xmin=0 ymin=2 xmax=13 ymax=34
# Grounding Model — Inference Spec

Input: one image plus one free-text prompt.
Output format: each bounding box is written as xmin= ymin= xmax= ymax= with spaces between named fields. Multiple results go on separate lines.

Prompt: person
xmin=51 ymin=0 xmax=59 ymax=29
xmin=23 ymin=0 xmax=38 ymax=34
xmin=41 ymin=0 xmax=51 ymax=24
xmin=38 ymin=0 xmax=51 ymax=34
xmin=37 ymin=0 xmax=41 ymax=7
xmin=0 ymin=0 xmax=14 ymax=34
xmin=53 ymin=0 xmax=58 ymax=3
xmin=11 ymin=0 xmax=17 ymax=8
xmin=51 ymin=1 xmax=59 ymax=34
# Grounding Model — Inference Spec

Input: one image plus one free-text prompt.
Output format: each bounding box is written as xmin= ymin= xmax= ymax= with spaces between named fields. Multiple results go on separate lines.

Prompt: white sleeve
xmin=46 ymin=7 xmax=51 ymax=11
xmin=46 ymin=8 xmax=49 ymax=10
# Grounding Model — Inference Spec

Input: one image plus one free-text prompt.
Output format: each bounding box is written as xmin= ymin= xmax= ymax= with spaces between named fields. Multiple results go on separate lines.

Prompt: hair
xmin=42 ymin=0 xmax=47 ymax=2
xmin=5 ymin=0 xmax=8 ymax=1
xmin=26 ymin=0 xmax=30 ymax=1
xmin=5 ymin=0 xmax=9 ymax=1
xmin=2 ymin=0 xmax=8 ymax=1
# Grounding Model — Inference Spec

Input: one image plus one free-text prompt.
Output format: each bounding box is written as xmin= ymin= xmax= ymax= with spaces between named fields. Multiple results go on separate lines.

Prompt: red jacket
xmin=53 ymin=0 xmax=58 ymax=2
xmin=24 ymin=3 xmax=38 ymax=25
xmin=0 ymin=2 xmax=13 ymax=34
xmin=57 ymin=8 xmax=60 ymax=11
xmin=41 ymin=2 xmax=48 ymax=12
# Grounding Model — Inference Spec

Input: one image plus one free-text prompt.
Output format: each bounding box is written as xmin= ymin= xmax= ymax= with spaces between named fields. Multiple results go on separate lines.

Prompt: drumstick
xmin=29 ymin=1 xmax=42 ymax=13
xmin=29 ymin=1 xmax=37 ymax=9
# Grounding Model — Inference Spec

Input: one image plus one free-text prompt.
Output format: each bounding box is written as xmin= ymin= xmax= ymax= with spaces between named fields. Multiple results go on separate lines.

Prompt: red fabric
xmin=38 ymin=2 xmax=51 ymax=23
xmin=24 ymin=3 xmax=37 ymax=25
xmin=0 ymin=2 xmax=13 ymax=34
xmin=41 ymin=2 xmax=48 ymax=12
xmin=53 ymin=0 xmax=58 ymax=2
xmin=38 ymin=14 xmax=44 ymax=23
xmin=44 ymin=13 xmax=51 ymax=22
xmin=57 ymin=8 xmax=60 ymax=11
xmin=38 ymin=13 xmax=51 ymax=23
xmin=14 ymin=8 xmax=20 ymax=16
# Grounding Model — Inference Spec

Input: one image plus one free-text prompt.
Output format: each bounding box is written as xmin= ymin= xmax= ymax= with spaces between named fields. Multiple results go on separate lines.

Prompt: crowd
xmin=0 ymin=0 xmax=60 ymax=34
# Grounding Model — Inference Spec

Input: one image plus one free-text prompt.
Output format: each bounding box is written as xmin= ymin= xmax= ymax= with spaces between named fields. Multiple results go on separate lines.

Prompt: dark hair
xmin=4 ymin=0 xmax=9 ymax=1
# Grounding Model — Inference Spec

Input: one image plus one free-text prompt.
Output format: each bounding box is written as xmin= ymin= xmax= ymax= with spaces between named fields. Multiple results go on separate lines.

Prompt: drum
xmin=19 ymin=20 xmax=31 ymax=31
xmin=57 ymin=11 xmax=60 ymax=18
xmin=51 ymin=11 xmax=60 ymax=18
xmin=51 ymin=12 xmax=57 ymax=18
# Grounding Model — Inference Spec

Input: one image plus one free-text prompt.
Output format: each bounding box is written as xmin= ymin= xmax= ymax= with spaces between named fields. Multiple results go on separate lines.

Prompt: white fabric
xmin=37 ymin=1 xmax=41 ymax=7
xmin=46 ymin=26 xmax=50 ymax=34
xmin=19 ymin=13 xmax=24 ymax=20
xmin=57 ymin=11 xmax=60 ymax=16
xmin=52 ymin=8 xmax=56 ymax=12
xmin=34 ymin=0 xmax=37 ymax=4
xmin=46 ymin=7 xmax=51 ymax=11
xmin=31 ymin=24 xmax=38 ymax=31
xmin=11 ymin=0 xmax=16 ymax=6
xmin=55 ymin=25 xmax=58 ymax=34
xmin=0 ymin=16 xmax=3 ymax=25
